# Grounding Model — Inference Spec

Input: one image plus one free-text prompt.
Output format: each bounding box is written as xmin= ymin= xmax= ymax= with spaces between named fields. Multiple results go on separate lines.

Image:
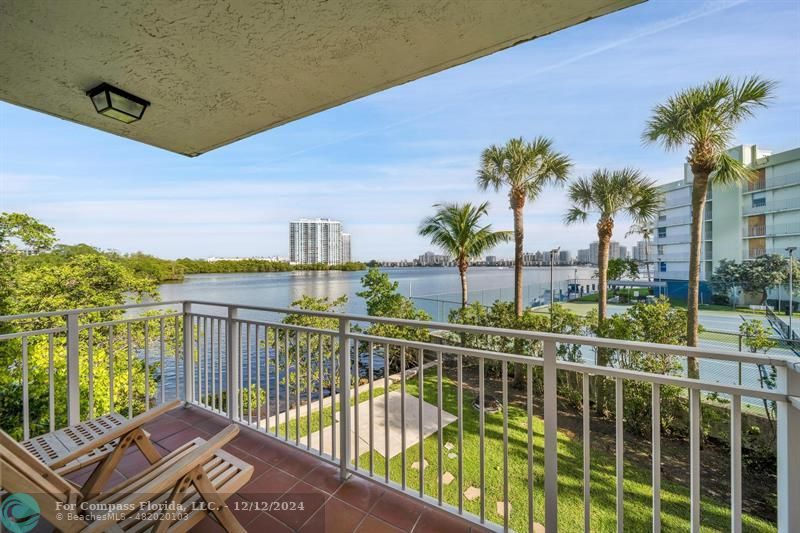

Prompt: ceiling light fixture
xmin=86 ymin=83 xmax=149 ymax=124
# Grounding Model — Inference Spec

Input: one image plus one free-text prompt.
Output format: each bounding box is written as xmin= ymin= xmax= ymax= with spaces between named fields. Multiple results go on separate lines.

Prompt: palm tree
xmin=643 ymin=76 xmax=775 ymax=376
xmin=478 ymin=137 xmax=572 ymax=316
xmin=419 ymin=202 xmax=511 ymax=308
xmin=626 ymin=223 xmax=654 ymax=282
xmin=565 ymin=169 xmax=662 ymax=323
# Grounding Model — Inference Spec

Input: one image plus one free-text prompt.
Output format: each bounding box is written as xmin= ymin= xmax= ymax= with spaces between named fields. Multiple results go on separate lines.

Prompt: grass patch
xmin=268 ymin=372 xmax=775 ymax=532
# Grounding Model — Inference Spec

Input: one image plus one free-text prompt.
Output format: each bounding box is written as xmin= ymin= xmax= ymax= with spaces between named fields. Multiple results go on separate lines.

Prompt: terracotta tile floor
xmin=44 ymin=406 xmax=490 ymax=532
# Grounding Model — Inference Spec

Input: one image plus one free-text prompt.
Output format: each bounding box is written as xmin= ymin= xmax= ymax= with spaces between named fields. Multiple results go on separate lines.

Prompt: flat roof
xmin=0 ymin=0 xmax=639 ymax=157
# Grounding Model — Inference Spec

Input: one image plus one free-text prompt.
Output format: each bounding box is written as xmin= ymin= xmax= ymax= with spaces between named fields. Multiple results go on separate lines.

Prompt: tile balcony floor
xmin=41 ymin=406 xmax=488 ymax=533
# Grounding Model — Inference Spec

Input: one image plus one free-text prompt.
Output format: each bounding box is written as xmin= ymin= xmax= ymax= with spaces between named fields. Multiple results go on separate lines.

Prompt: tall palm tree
xmin=565 ymin=169 xmax=662 ymax=323
xmin=643 ymin=76 xmax=775 ymax=376
xmin=419 ymin=202 xmax=511 ymax=308
xmin=478 ymin=137 xmax=572 ymax=316
xmin=626 ymin=223 xmax=654 ymax=282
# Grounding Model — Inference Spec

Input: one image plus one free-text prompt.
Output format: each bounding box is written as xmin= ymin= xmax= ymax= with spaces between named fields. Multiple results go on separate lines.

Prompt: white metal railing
xmin=1 ymin=300 xmax=798 ymax=532
xmin=743 ymin=197 xmax=800 ymax=215
xmin=743 ymin=223 xmax=800 ymax=238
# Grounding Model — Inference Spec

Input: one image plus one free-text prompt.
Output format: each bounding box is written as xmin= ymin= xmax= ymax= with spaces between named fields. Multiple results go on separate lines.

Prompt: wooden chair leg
xmin=81 ymin=432 xmax=135 ymax=499
xmin=152 ymin=472 xmax=193 ymax=533
xmin=190 ymin=467 xmax=246 ymax=533
xmin=131 ymin=428 xmax=162 ymax=464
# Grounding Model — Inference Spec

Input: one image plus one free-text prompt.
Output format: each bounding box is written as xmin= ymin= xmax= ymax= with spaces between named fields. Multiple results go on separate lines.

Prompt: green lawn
xmin=272 ymin=374 xmax=775 ymax=532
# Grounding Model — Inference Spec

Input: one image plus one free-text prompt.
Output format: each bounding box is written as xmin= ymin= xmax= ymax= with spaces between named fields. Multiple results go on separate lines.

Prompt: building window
xmin=658 ymin=214 xmax=666 ymax=222
xmin=657 ymin=227 xmax=666 ymax=238
xmin=752 ymin=195 xmax=766 ymax=208
xmin=657 ymin=245 xmax=664 ymax=255
xmin=660 ymin=262 xmax=667 ymax=272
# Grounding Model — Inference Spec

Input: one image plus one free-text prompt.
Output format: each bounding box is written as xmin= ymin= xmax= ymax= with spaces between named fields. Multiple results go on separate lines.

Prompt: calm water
xmin=158 ymin=266 xmax=596 ymax=319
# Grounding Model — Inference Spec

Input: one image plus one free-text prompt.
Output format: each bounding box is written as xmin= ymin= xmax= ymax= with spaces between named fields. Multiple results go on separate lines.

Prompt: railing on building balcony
xmin=743 ymin=197 xmax=800 ymax=216
xmin=745 ymin=172 xmax=800 ymax=194
xmin=743 ymin=223 xmax=800 ymax=238
xmin=1 ymin=300 xmax=799 ymax=532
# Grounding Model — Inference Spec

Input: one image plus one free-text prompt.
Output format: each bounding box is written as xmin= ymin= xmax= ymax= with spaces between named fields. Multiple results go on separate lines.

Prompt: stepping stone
xmin=411 ymin=460 xmax=428 ymax=471
xmin=533 ymin=523 xmax=545 ymax=533
xmin=444 ymin=442 xmax=455 ymax=451
xmin=441 ymin=472 xmax=455 ymax=486
xmin=464 ymin=486 xmax=480 ymax=501
xmin=496 ymin=501 xmax=512 ymax=517
xmin=447 ymin=452 xmax=457 ymax=459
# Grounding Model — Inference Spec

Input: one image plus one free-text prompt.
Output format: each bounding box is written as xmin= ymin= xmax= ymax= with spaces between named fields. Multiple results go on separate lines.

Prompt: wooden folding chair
xmin=20 ymin=400 xmax=181 ymax=498
xmin=1 ymin=424 xmax=253 ymax=532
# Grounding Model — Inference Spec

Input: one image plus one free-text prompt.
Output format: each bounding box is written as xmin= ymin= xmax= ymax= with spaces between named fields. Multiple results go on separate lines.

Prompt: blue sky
xmin=1 ymin=0 xmax=799 ymax=261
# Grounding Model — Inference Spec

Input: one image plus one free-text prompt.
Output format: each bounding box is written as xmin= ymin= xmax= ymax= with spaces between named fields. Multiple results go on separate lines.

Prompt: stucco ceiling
xmin=0 ymin=0 xmax=640 ymax=157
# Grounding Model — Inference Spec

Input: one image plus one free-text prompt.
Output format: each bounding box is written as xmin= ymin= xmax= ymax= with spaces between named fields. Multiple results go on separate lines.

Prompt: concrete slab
xmin=307 ymin=391 xmax=457 ymax=462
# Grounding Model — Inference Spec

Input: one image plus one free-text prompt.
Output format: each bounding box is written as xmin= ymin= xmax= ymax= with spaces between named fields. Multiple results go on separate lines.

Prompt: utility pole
xmin=787 ymin=247 xmax=796 ymax=338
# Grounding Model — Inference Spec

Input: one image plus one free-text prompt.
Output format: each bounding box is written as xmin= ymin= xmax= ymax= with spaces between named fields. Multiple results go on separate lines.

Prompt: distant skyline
xmin=2 ymin=0 xmax=799 ymax=260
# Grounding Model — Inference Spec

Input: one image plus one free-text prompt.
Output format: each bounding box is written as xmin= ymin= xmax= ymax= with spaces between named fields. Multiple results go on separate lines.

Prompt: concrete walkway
xmin=308 ymin=390 xmax=457 ymax=462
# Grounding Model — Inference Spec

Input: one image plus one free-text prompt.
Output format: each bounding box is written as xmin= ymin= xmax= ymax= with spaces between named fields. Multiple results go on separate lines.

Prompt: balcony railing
xmin=743 ymin=197 xmax=800 ymax=215
xmin=1 ymin=300 xmax=799 ymax=532
xmin=743 ymin=223 xmax=800 ymax=238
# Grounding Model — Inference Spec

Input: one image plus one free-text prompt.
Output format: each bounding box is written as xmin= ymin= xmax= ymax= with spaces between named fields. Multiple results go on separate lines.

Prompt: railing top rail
xmin=0 ymin=300 xmax=184 ymax=322
xmin=184 ymin=300 xmax=794 ymax=367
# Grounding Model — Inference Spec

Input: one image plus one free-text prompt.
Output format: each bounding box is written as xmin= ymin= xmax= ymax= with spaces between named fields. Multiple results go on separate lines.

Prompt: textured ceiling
xmin=0 ymin=0 xmax=639 ymax=157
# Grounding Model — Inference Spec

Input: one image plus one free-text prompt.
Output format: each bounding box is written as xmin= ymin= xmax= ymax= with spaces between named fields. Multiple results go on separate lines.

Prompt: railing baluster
xmin=227 ymin=308 xmax=239 ymax=422
xmin=479 ymin=355 xmax=485 ymax=522
xmin=730 ymin=393 xmax=741 ymax=533
xmin=583 ymin=372 xmax=590 ymax=533
xmin=218 ymin=318 xmax=223 ymax=414
xmin=246 ymin=323 xmax=252 ymax=423
xmin=528 ymin=363 xmax=534 ymax=533
xmin=438 ymin=350 xmax=444 ymax=507
xmin=418 ymin=347 xmax=424 ymax=498
xmin=66 ymin=313 xmax=80 ymax=425
xmin=306 ymin=331 xmax=311 ymax=450
xmin=502 ymin=360 xmax=509 ymax=532
xmin=174 ymin=315 xmax=180 ymax=402
xmin=318 ymin=333 xmax=324 ymax=455
xmin=266 ymin=326 xmax=272 ymax=433
xmin=457 ymin=354 xmax=464 ymax=513
xmin=652 ymin=383 xmax=661 ymax=533
xmin=616 ymin=377 xmax=624 ymax=533
xmin=543 ymin=339 xmax=558 ymax=531
xmin=338 ymin=319 xmax=350 ymax=480
xmin=384 ymin=342 xmax=390 ymax=483
xmin=144 ymin=320 xmax=150 ymax=410
xmin=127 ymin=322 xmax=133 ymax=418
xmin=159 ymin=317 xmax=165 ymax=404
xmin=22 ymin=336 xmax=29 ymax=440
xmin=109 ymin=325 xmax=114 ymax=414
xmin=295 ymin=330 xmax=301 ymax=446
xmin=776 ymin=362 xmax=800 ymax=531
xmin=284 ymin=328 xmax=290 ymax=439
xmin=182 ymin=303 xmax=193 ymax=403
xmin=195 ymin=316 xmax=201 ymax=404
xmin=368 ymin=340 xmax=374 ymax=475
xmin=355 ymin=339 xmax=360 ymax=470
xmin=331 ymin=332 xmax=337 ymax=462
xmin=88 ymin=327 xmax=94 ymax=419
xmin=690 ymin=387 xmax=700 ymax=533
xmin=48 ymin=333 xmax=54 ymax=433
xmin=401 ymin=345 xmax=407 ymax=489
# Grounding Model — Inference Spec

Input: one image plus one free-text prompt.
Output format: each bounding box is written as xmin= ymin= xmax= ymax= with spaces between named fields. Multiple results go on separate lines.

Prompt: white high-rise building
xmin=588 ymin=241 xmax=621 ymax=261
xmin=632 ymin=240 xmax=655 ymax=263
xmin=341 ymin=233 xmax=352 ymax=263
xmin=289 ymin=218 xmax=344 ymax=265
xmin=652 ymin=144 xmax=800 ymax=282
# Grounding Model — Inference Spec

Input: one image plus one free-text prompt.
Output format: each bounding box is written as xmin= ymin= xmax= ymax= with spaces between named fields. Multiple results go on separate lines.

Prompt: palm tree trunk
xmin=597 ymin=222 xmax=613 ymax=323
xmin=459 ymin=260 xmax=468 ymax=308
xmin=687 ymin=170 xmax=708 ymax=378
xmin=512 ymin=198 xmax=525 ymax=317
xmin=595 ymin=221 xmax=613 ymax=414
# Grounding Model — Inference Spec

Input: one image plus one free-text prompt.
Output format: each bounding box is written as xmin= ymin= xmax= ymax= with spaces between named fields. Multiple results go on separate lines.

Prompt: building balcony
xmin=743 ymin=223 xmax=800 ymax=238
xmin=2 ymin=300 xmax=798 ymax=532
xmin=742 ymin=197 xmax=800 ymax=216
xmin=743 ymin=247 xmax=796 ymax=260
xmin=744 ymin=171 xmax=800 ymax=194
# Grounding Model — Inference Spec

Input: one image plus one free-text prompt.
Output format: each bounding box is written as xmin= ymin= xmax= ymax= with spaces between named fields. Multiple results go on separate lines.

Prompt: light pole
xmin=787 ymin=246 xmax=796 ymax=337
xmin=550 ymin=247 xmax=560 ymax=319
xmin=656 ymin=256 xmax=662 ymax=298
